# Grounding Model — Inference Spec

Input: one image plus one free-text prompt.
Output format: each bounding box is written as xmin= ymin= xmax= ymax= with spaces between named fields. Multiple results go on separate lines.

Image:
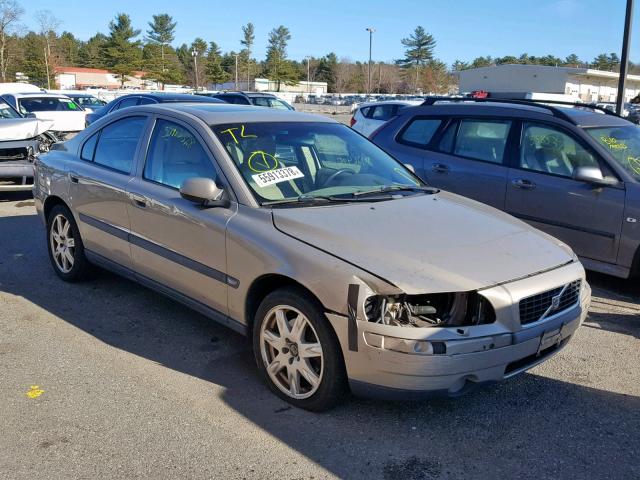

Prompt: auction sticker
xmin=252 ymin=166 xmax=304 ymax=187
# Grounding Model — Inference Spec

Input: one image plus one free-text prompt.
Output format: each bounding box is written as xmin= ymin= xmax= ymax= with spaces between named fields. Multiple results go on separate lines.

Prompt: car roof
xmin=139 ymin=103 xmax=334 ymax=124
xmin=10 ymin=92 xmax=71 ymax=99
xmin=405 ymin=102 xmax=632 ymax=128
xmin=358 ymin=100 xmax=423 ymax=108
xmin=116 ymin=92 xmax=223 ymax=103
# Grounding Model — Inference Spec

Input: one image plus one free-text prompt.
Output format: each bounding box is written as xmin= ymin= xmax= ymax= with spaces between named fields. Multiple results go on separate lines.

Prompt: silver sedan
xmin=34 ymin=103 xmax=590 ymax=410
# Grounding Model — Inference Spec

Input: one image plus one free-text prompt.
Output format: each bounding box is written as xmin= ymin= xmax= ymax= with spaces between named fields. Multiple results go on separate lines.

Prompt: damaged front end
xmin=0 ymin=131 xmax=58 ymax=191
xmin=364 ymin=291 xmax=496 ymax=328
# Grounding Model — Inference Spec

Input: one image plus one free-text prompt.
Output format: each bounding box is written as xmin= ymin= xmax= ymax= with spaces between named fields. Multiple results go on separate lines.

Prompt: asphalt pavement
xmin=0 ymin=192 xmax=638 ymax=480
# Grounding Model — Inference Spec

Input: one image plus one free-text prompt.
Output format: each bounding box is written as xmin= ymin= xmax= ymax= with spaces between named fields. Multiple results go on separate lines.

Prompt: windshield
xmin=213 ymin=122 xmax=423 ymax=204
xmin=585 ymin=126 xmax=640 ymax=181
xmin=70 ymin=96 xmax=104 ymax=108
xmin=18 ymin=97 xmax=81 ymax=114
xmin=0 ymin=99 xmax=22 ymax=119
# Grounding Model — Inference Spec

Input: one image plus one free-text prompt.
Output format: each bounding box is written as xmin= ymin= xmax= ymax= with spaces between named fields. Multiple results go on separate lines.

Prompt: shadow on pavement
xmin=2 ymin=213 xmax=639 ymax=479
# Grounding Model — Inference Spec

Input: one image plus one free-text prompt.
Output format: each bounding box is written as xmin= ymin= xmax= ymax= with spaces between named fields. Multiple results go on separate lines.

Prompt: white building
xmin=206 ymin=78 xmax=328 ymax=95
xmin=457 ymin=64 xmax=640 ymax=102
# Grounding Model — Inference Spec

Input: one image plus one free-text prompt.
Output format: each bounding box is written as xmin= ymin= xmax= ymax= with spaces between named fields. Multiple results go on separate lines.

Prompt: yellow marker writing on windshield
xmin=219 ymin=125 xmax=257 ymax=144
xmin=248 ymin=150 xmax=279 ymax=172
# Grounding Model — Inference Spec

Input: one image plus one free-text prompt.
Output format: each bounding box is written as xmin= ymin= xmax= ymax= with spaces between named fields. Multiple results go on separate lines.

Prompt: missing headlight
xmin=364 ymin=292 xmax=495 ymax=327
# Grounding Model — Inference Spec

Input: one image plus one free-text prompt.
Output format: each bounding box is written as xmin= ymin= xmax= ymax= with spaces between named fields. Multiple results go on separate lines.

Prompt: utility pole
xmin=306 ymin=56 xmax=311 ymax=95
xmin=44 ymin=46 xmax=51 ymax=90
xmin=191 ymin=49 xmax=199 ymax=91
xmin=234 ymin=54 xmax=239 ymax=91
xmin=616 ymin=0 xmax=634 ymax=115
xmin=366 ymin=27 xmax=375 ymax=98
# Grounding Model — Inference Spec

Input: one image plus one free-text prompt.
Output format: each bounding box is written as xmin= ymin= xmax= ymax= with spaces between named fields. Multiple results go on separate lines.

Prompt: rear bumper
xmin=326 ymin=262 xmax=590 ymax=399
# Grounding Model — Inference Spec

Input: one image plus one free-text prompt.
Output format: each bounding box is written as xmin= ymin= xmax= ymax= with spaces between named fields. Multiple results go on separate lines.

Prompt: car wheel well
xmin=245 ymin=274 xmax=325 ymax=334
xmin=630 ymin=243 xmax=640 ymax=278
xmin=43 ymin=195 xmax=69 ymax=220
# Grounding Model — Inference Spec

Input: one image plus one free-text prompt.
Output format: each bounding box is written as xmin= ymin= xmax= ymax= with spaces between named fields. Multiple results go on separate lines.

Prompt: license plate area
xmin=537 ymin=325 xmax=563 ymax=355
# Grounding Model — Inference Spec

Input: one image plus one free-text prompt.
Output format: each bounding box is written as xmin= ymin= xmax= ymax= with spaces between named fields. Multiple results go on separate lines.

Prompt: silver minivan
xmin=35 ymin=103 xmax=590 ymax=410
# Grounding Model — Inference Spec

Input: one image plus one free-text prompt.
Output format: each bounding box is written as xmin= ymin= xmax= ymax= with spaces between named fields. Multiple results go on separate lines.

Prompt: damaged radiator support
xmin=364 ymin=291 xmax=495 ymax=328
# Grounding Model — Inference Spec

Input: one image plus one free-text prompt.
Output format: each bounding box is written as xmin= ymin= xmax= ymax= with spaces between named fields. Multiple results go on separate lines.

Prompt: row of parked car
xmin=0 ymin=86 xmax=295 ymax=192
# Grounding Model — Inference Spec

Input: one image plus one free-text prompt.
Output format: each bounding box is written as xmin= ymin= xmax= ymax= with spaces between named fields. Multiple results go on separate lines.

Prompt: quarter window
xmin=520 ymin=123 xmax=599 ymax=177
xmin=399 ymin=118 xmax=442 ymax=146
xmin=81 ymin=132 xmax=99 ymax=161
xmin=144 ymin=119 xmax=217 ymax=189
xmin=370 ymin=105 xmax=396 ymax=121
xmin=453 ymin=119 xmax=512 ymax=164
xmin=93 ymin=116 xmax=146 ymax=173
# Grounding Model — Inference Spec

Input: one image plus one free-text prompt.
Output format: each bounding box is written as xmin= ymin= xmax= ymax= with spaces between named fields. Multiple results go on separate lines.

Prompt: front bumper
xmin=0 ymin=161 xmax=35 ymax=191
xmin=326 ymin=261 xmax=590 ymax=399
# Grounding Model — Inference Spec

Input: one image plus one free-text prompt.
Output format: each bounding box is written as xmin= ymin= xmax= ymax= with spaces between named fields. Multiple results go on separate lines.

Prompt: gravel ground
xmin=0 ymin=192 xmax=638 ymax=480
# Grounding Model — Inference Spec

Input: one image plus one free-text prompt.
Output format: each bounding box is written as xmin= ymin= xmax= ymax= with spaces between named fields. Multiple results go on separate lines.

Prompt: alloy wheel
xmin=259 ymin=305 xmax=324 ymax=400
xmin=49 ymin=214 xmax=75 ymax=273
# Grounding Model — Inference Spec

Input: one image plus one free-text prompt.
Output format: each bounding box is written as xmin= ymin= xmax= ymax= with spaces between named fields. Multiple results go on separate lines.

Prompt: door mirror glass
xmin=180 ymin=177 xmax=228 ymax=207
xmin=573 ymin=166 xmax=617 ymax=186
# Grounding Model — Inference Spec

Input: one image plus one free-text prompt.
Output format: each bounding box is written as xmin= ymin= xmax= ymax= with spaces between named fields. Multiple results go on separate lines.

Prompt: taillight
xmin=350 ymin=116 xmax=356 ymax=127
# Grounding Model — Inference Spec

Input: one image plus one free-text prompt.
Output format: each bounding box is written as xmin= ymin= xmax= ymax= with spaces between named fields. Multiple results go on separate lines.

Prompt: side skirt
xmin=85 ymin=250 xmax=248 ymax=336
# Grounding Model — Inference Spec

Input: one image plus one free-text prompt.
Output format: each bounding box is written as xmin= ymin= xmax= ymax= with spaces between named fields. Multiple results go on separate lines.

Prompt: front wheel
xmin=253 ymin=287 xmax=347 ymax=411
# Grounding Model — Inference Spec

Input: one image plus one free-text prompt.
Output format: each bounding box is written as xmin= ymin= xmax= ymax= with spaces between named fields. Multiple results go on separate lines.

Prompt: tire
xmin=46 ymin=204 xmax=94 ymax=282
xmin=252 ymin=286 xmax=347 ymax=411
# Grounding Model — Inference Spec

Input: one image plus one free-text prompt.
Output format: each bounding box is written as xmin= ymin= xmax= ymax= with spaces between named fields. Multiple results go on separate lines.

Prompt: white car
xmin=350 ymin=100 xmax=422 ymax=137
xmin=1 ymin=92 xmax=87 ymax=140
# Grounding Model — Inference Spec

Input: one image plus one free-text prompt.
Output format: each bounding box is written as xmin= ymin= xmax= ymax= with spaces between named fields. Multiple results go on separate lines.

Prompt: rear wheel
xmin=46 ymin=204 xmax=93 ymax=281
xmin=253 ymin=287 xmax=347 ymax=411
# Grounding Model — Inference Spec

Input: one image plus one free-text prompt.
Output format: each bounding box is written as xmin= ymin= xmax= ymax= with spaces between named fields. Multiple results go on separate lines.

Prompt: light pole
xmin=366 ymin=27 xmax=375 ymax=98
xmin=234 ymin=54 xmax=239 ymax=91
xmin=616 ymin=0 xmax=634 ymax=115
xmin=191 ymin=49 xmax=199 ymax=91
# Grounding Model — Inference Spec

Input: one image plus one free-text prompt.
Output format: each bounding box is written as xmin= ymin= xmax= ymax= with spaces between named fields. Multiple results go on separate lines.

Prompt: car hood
xmin=272 ymin=192 xmax=574 ymax=293
xmin=29 ymin=111 xmax=86 ymax=132
xmin=0 ymin=118 xmax=55 ymax=141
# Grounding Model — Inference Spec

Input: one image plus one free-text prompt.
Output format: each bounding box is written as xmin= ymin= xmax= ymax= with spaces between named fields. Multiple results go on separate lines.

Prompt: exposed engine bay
xmin=365 ymin=292 xmax=495 ymax=327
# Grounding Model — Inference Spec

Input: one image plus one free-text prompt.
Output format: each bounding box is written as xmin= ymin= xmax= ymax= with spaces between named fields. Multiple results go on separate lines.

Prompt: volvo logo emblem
xmin=550 ymin=294 xmax=561 ymax=311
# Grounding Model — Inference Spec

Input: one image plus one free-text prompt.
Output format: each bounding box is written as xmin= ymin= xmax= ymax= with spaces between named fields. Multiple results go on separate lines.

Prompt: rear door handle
xmin=432 ymin=163 xmax=449 ymax=173
xmin=129 ymin=193 xmax=147 ymax=208
xmin=511 ymin=179 xmax=536 ymax=190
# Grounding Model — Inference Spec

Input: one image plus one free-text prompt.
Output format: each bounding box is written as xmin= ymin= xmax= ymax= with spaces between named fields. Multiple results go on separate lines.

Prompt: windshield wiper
xmin=350 ymin=185 xmax=439 ymax=197
xmin=262 ymin=194 xmax=340 ymax=206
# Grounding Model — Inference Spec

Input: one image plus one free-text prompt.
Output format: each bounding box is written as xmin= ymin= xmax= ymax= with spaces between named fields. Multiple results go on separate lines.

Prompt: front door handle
xmin=511 ymin=179 xmax=536 ymax=190
xmin=432 ymin=163 xmax=449 ymax=174
xmin=69 ymin=172 xmax=79 ymax=184
xmin=129 ymin=193 xmax=147 ymax=208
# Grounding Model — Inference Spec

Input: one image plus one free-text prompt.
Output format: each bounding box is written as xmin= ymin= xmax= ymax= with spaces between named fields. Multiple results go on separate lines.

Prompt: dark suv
xmin=371 ymin=99 xmax=640 ymax=279
xmin=203 ymin=92 xmax=294 ymax=110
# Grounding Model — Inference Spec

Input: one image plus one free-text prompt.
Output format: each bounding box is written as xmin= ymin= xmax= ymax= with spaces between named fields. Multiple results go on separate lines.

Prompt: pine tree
xmin=205 ymin=41 xmax=229 ymax=87
xmin=102 ymin=13 xmax=142 ymax=86
xmin=145 ymin=13 xmax=178 ymax=88
xmin=397 ymin=26 xmax=436 ymax=92
xmin=264 ymin=25 xmax=299 ymax=91
xmin=240 ymin=22 xmax=254 ymax=89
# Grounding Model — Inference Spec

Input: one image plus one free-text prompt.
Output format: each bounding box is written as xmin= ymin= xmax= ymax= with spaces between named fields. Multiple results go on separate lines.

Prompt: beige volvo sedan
xmin=34 ymin=103 xmax=591 ymax=410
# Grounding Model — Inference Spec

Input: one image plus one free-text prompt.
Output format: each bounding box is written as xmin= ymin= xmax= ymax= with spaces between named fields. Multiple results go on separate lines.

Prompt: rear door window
xmin=453 ymin=119 xmax=512 ymax=164
xmin=114 ymin=97 xmax=139 ymax=111
xmin=138 ymin=97 xmax=157 ymax=105
xmin=399 ymin=118 xmax=442 ymax=146
xmin=93 ymin=116 xmax=146 ymax=173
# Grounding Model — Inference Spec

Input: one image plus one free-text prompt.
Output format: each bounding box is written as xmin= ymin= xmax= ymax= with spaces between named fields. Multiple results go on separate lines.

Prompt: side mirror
xmin=573 ymin=166 xmax=618 ymax=187
xmin=404 ymin=163 xmax=416 ymax=173
xmin=180 ymin=177 xmax=229 ymax=208
xmin=25 ymin=112 xmax=37 ymax=118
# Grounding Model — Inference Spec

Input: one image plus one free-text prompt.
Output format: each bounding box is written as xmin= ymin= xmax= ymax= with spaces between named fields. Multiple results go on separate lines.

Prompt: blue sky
xmin=24 ymin=0 xmax=639 ymax=65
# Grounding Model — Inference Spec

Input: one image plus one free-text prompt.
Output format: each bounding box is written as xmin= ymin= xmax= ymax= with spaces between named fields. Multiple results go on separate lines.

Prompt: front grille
xmin=519 ymin=280 xmax=581 ymax=325
xmin=0 ymin=147 xmax=29 ymax=161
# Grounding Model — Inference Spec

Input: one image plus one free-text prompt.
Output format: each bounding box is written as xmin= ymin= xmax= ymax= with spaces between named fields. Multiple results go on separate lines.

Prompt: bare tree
xmin=35 ymin=9 xmax=61 ymax=89
xmin=334 ymin=57 xmax=353 ymax=94
xmin=0 ymin=0 xmax=22 ymax=82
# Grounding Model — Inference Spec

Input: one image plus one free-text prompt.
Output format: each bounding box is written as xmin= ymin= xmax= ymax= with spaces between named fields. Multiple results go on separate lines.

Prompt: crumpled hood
xmin=272 ymin=192 xmax=573 ymax=293
xmin=0 ymin=118 xmax=55 ymax=141
xmin=30 ymin=111 xmax=86 ymax=132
